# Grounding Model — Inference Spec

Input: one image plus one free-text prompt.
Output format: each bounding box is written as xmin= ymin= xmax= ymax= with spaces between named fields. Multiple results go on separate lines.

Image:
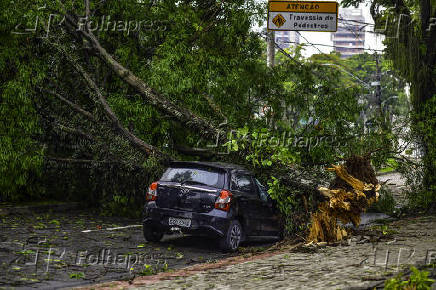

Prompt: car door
xmin=230 ymin=172 xmax=266 ymax=236
xmin=254 ymin=178 xmax=281 ymax=236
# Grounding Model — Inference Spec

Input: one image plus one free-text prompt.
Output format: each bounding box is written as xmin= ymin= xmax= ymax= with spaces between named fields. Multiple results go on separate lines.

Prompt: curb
xmin=75 ymin=243 xmax=303 ymax=289
xmin=0 ymin=202 xmax=82 ymax=216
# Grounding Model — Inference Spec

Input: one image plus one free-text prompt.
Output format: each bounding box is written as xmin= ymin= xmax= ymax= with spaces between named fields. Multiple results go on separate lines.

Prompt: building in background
xmin=275 ymin=31 xmax=300 ymax=49
xmin=331 ymin=8 xmax=365 ymax=58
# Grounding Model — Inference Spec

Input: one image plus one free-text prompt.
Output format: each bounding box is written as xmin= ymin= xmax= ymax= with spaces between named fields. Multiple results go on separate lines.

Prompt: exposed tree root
xmin=308 ymin=155 xmax=380 ymax=243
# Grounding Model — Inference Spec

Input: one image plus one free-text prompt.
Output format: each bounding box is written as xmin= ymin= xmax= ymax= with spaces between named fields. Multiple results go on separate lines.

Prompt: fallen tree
xmin=1 ymin=1 xmax=400 ymax=234
xmin=308 ymin=155 xmax=381 ymax=243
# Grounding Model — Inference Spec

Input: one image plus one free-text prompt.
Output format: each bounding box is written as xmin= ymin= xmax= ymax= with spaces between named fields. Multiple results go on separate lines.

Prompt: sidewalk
xmin=90 ymin=215 xmax=436 ymax=289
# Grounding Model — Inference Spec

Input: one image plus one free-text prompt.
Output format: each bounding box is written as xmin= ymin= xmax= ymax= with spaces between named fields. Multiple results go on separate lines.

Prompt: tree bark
xmin=62 ymin=14 xmax=222 ymax=142
xmin=70 ymin=57 xmax=169 ymax=159
xmin=43 ymin=89 xmax=96 ymax=122
xmin=49 ymin=41 xmax=169 ymax=159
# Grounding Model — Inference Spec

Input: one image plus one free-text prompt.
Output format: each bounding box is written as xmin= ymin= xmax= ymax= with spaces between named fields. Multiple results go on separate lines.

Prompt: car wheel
xmin=143 ymin=224 xmax=164 ymax=242
xmin=219 ymin=220 xmax=242 ymax=252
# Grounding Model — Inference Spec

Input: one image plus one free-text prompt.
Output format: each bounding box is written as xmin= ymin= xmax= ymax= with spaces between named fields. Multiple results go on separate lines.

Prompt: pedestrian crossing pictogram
xmin=272 ymin=14 xmax=286 ymax=28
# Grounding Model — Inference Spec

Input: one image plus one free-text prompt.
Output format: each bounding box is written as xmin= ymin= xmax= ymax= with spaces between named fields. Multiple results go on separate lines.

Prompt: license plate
xmin=168 ymin=217 xmax=191 ymax=228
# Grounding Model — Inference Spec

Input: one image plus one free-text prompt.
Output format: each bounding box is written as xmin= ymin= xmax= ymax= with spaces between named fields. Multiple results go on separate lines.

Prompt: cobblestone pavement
xmin=119 ymin=215 xmax=435 ymax=290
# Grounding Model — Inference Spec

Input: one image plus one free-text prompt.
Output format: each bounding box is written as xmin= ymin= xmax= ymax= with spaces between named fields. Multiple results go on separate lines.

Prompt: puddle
xmin=339 ymin=212 xmax=392 ymax=229
xmin=360 ymin=213 xmax=391 ymax=225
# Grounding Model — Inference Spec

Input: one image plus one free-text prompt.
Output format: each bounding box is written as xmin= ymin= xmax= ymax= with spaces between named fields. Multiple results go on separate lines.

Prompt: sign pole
xmin=267 ymin=30 xmax=275 ymax=67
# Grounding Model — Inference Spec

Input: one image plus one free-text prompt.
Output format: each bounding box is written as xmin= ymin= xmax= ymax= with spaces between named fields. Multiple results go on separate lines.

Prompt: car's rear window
xmin=160 ymin=167 xmax=224 ymax=188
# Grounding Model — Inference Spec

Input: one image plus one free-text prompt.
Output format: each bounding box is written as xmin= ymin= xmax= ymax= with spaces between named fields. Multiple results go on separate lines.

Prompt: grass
xmin=377 ymin=158 xmax=399 ymax=174
xmin=69 ymin=272 xmax=85 ymax=279
xmin=378 ymin=166 xmax=396 ymax=174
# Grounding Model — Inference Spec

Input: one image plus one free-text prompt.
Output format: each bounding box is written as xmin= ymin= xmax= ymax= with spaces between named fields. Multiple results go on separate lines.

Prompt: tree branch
xmin=55 ymin=123 xmax=94 ymax=141
xmin=84 ymin=0 xmax=90 ymax=18
xmin=202 ymin=93 xmax=228 ymax=126
xmin=45 ymin=37 xmax=169 ymax=159
xmin=42 ymin=88 xmax=96 ymax=122
xmin=62 ymin=13 xmax=223 ymax=142
xmin=64 ymin=53 xmax=169 ymax=159
xmin=174 ymin=144 xmax=215 ymax=158
xmin=45 ymin=156 xmax=144 ymax=169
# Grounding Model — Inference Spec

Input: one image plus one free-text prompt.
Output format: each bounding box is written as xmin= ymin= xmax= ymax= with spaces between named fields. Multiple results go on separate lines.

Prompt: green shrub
xmin=369 ymin=187 xmax=396 ymax=215
xmin=384 ymin=266 xmax=435 ymax=290
xmin=407 ymin=188 xmax=436 ymax=212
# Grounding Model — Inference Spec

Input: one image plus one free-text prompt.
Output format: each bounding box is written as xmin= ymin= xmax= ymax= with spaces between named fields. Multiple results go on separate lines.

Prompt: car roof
xmin=169 ymin=161 xmax=252 ymax=174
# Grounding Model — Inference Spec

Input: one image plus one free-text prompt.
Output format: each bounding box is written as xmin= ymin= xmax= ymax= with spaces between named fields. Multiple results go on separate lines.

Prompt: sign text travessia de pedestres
xmin=268 ymin=1 xmax=338 ymax=32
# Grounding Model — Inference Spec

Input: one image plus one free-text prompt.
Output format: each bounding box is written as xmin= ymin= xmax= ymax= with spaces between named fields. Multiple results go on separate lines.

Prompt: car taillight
xmin=215 ymin=190 xmax=232 ymax=211
xmin=146 ymin=182 xmax=158 ymax=201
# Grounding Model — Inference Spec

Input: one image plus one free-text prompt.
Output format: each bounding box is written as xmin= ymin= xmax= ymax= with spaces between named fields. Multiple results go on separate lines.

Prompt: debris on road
xmin=81 ymin=225 xmax=142 ymax=233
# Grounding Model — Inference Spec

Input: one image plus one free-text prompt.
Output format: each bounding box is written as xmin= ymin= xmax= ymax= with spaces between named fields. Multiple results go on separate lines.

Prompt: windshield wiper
xmin=180 ymin=180 xmax=209 ymax=187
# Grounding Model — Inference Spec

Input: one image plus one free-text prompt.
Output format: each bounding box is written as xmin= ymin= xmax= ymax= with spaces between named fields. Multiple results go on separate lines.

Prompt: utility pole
xmin=267 ymin=30 xmax=275 ymax=67
xmin=266 ymin=30 xmax=275 ymax=127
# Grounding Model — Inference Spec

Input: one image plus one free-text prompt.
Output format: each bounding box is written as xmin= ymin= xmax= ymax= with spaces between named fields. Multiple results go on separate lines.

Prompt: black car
xmin=142 ymin=161 xmax=282 ymax=251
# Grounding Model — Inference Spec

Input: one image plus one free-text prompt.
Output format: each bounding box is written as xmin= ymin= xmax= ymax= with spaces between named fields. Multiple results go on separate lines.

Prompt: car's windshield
xmin=161 ymin=167 xmax=224 ymax=188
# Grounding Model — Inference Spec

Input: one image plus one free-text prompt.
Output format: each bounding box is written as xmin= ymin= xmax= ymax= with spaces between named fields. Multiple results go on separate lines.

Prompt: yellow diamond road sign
xmin=272 ymin=14 xmax=286 ymax=28
xmin=268 ymin=1 xmax=338 ymax=32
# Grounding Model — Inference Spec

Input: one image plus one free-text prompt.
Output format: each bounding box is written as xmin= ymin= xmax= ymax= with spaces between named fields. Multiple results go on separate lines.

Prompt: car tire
xmin=219 ymin=220 xmax=243 ymax=252
xmin=143 ymin=224 xmax=164 ymax=242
